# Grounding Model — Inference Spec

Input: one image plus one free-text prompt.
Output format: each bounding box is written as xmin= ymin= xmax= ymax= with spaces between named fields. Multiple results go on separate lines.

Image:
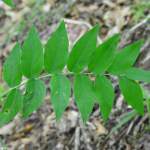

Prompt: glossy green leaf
xmin=3 ymin=41 xmax=22 ymax=88
xmin=95 ymin=75 xmax=114 ymax=124
xmin=125 ymin=67 xmax=150 ymax=83
xmin=74 ymin=74 xmax=95 ymax=124
xmin=88 ymin=33 xmax=120 ymax=74
xmin=0 ymin=89 xmax=23 ymax=127
xmin=67 ymin=24 xmax=100 ymax=73
xmin=50 ymin=74 xmax=71 ymax=122
xmin=44 ymin=20 xmax=69 ymax=74
xmin=21 ymin=25 xmax=44 ymax=79
xmin=108 ymin=40 xmax=143 ymax=75
xmin=2 ymin=0 xmax=15 ymax=8
xmin=119 ymin=76 xmax=144 ymax=116
xmin=21 ymin=78 xmax=46 ymax=119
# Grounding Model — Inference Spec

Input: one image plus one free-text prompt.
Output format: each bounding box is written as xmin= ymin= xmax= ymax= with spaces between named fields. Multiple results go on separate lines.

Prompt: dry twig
xmin=126 ymin=135 xmax=150 ymax=149
xmin=129 ymin=14 xmax=150 ymax=32
xmin=62 ymin=18 xmax=102 ymax=44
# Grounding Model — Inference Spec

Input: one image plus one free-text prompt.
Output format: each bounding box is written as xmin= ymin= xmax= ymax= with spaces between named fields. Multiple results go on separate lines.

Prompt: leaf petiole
xmin=0 ymin=72 xmax=110 ymax=98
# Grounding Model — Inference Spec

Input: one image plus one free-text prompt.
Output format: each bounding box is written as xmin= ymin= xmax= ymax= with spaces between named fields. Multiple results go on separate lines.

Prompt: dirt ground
xmin=0 ymin=0 xmax=150 ymax=150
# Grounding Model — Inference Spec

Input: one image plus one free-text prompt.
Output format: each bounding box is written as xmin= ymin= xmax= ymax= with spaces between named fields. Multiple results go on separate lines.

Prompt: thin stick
xmin=126 ymin=135 xmax=150 ymax=149
xmin=129 ymin=14 xmax=150 ymax=32
xmin=0 ymin=72 xmax=110 ymax=98
xmin=62 ymin=18 xmax=103 ymax=44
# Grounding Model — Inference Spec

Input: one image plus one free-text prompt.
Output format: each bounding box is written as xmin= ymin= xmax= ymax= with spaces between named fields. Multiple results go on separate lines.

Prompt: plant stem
xmin=0 ymin=72 xmax=110 ymax=98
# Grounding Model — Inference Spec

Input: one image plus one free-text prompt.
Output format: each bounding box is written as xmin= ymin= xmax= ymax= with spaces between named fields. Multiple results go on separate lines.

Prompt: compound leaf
xmin=88 ymin=33 xmax=120 ymax=74
xmin=2 ymin=0 xmax=15 ymax=8
xmin=67 ymin=24 xmax=100 ymax=73
xmin=125 ymin=67 xmax=150 ymax=83
xmin=21 ymin=78 xmax=46 ymax=119
xmin=0 ymin=89 xmax=23 ymax=127
xmin=21 ymin=24 xmax=44 ymax=79
xmin=95 ymin=75 xmax=114 ymax=124
xmin=108 ymin=39 xmax=143 ymax=75
xmin=74 ymin=73 xmax=95 ymax=124
xmin=119 ymin=76 xmax=144 ymax=116
xmin=3 ymin=41 xmax=22 ymax=88
xmin=50 ymin=74 xmax=71 ymax=122
xmin=44 ymin=20 xmax=69 ymax=74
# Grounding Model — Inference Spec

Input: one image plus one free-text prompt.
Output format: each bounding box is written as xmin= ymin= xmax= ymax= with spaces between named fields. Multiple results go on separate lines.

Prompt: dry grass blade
xmin=133 ymin=113 xmax=149 ymax=135
xmin=103 ymin=110 xmax=138 ymax=143
xmin=126 ymin=135 xmax=150 ymax=149
xmin=62 ymin=18 xmax=102 ymax=44
xmin=0 ymin=137 xmax=7 ymax=150
xmin=129 ymin=14 xmax=150 ymax=32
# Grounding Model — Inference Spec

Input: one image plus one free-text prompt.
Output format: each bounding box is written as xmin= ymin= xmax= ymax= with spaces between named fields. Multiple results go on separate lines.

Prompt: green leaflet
xmin=21 ymin=24 xmax=44 ymax=79
xmin=125 ymin=67 xmax=150 ymax=83
xmin=88 ymin=33 xmax=120 ymax=74
xmin=50 ymin=74 xmax=71 ymax=122
xmin=2 ymin=0 xmax=15 ymax=8
xmin=67 ymin=24 xmax=100 ymax=73
xmin=95 ymin=75 xmax=114 ymax=124
xmin=21 ymin=78 xmax=46 ymax=119
xmin=44 ymin=20 xmax=69 ymax=74
xmin=108 ymin=39 xmax=143 ymax=75
xmin=0 ymin=89 xmax=23 ymax=127
xmin=119 ymin=76 xmax=144 ymax=116
xmin=3 ymin=41 xmax=22 ymax=88
xmin=74 ymin=74 xmax=95 ymax=124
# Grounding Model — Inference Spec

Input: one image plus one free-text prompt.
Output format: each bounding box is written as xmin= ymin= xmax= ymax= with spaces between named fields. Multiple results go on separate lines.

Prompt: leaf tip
xmin=17 ymin=41 xmax=21 ymax=47
xmin=138 ymin=39 xmax=143 ymax=45
xmin=20 ymin=115 xmax=25 ymax=120
xmin=20 ymin=116 xmax=23 ymax=120
xmin=61 ymin=19 xmax=65 ymax=23
xmin=56 ymin=119 xmax=59 ymax=123
xmin=136 ymin=39 xmax=143 ymax=50
xmin=140 ymin=110 xmax=144 ymax=117
xmin=31 ymin=24 xmax=36 ymax=31
xmin=83 ymin=121 xmax=86 ymax=125
xmin=83 ymin=118 xmax=87 ymax=125
xmin=96 ymin=23 xmax=100 ymax=28
xmin=103 ymin=118 xmax=107 ymax=125
xmin=29 ymin=24 xmax=36 ymax=33
xmin=116 ymin=32 xmax=120 ymax=37
xmin=56 ymin=116 xmax=60 ymax=123
xmin=12 ymin=5 xmax=15 ymax=8
xmin=31 ymin=24 xmax=35 ymax=28
xmin=140 ymin=39 xmax=143 ymax=42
